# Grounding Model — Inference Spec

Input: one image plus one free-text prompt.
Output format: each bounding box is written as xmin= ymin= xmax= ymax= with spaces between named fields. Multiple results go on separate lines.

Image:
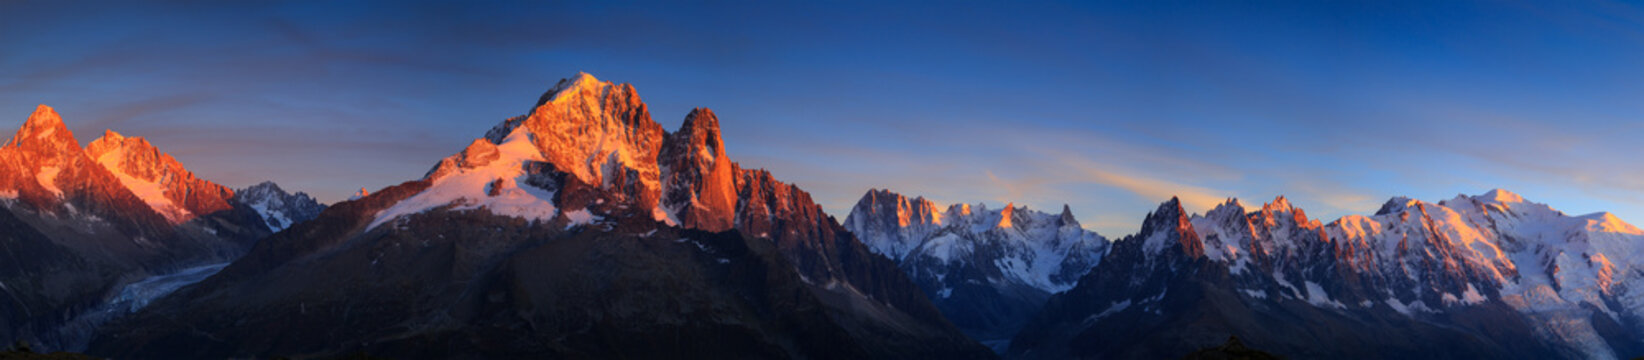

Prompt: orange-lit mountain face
xmin=0 ymin=105 xmax=320 ymax=351
xmin=0 ymin=105 xmax=239 ymax=228
xmin=86 ymin=129 xmax=235 ymax=224
xmin=0 ymin=105 xmax=172 ymax=234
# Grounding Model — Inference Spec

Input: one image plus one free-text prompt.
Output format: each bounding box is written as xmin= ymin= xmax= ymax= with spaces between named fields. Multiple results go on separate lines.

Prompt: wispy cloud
xmin=1051 ymin=154 xmax=1233 ymax=213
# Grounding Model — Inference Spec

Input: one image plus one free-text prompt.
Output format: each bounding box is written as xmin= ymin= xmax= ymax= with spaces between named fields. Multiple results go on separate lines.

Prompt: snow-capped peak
xmin=233 ymin=181 xmax=326 ymax=231
xmin=8 ymin=104 xmax=77 ymax=153
xmin=1581 ymin=211 xmax=1644 ymax=235
xmin=1374 ymin=196 xmax=1419 ymax=215
xmin=1204 ymin=198 xmax=1248 ymax=222
xmin=520 ymin=72 xmax=663 ymax=206
xmin=1477 ymin=188 xmax=1525 ymax=205
xmin=85 ymin=128 xmax=236 ymax=224
xmin=843 ymin=188 xmax=947 ymax=259
xmin=1261 ymin=195 xmax=1295 ymax=214
xmin=1140 ymin=197 xmax=1201 ymax=257
xmin=540 ymin=72 xmax=607 ymax=105
xmin=368 ymin=120 xmax=561 ymax=230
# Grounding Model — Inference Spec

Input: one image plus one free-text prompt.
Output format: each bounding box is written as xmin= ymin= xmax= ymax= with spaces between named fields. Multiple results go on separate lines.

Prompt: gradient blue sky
xmin=3 ymin=1 xmax=1643 ymax=236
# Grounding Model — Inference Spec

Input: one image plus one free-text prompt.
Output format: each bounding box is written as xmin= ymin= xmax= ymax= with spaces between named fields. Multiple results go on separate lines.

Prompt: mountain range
xmin=4 ymin=73 xmax=1644 ymax=359
xmin=0 ymin=105 xmax=324 ymax=350
xmin=86 ymin=73 xmax=991 ymax=359
xmin=844 ymin=189 xmax=1108 ymax=350
xmin=1012 ymin=192 xmax=1644 ymax=359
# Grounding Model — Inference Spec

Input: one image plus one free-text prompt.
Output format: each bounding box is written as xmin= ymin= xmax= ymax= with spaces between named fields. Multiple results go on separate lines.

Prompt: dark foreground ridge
xmin=1180 ymin=336 xmax=1281 ymax=360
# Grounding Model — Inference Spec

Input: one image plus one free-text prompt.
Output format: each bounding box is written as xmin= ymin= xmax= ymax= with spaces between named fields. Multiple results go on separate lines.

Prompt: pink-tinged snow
xmin=368 ymin=125 xmax=561 ymax=230
xmin=843 ymin=195 xmax=946 ymax=260
xmin=1175 ymin=189 xmax=1644 ymax=357
xmin=1186 ymin=188 xmax=1644 ymax=360
xmin=35 ymin=166 xmax=62 ymax=196
xmin=847 ymin=195 xmax=1108 ymax=293
xmin=94 ymin=149 xmax=192 ymax=224
xmin=1188 ymin=199 xmax=1254 ymax=274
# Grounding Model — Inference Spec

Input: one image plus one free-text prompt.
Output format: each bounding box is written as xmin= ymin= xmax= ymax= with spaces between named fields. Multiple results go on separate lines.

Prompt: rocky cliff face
xmin=90 ymin=73 xmax=992 ymax=359
xmin=1011 ymin=191 xmax=1644 ymax=359
xmin=659 ymin=108 xmax=737 ymax=232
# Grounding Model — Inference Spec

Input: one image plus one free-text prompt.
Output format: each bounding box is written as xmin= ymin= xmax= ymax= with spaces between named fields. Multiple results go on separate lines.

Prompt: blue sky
xmin=3 ymin=1 xmax=1642 ymax=236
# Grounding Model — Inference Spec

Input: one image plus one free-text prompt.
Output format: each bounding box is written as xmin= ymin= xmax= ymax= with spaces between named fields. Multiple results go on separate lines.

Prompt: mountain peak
xmin=86 ymin=129 xmax=155 ymax=160
xmin=8 ymin=104 xmax=76 ymax=151
xmin=248 ymin=180 xmax=283 ymax=192
xmin=1206 ymin=198 xmax=1249 ymax=221
xmin=85 ymin=128 xmax=237 ymax=223
xmin=1478 ymin=188 xmax=1525 ymax=204
xmin=682 ymin=108 xmax=720 ymax=132
xmin=1375 ymin=196 xmax=1417 ymax=215
xmin=26 ymin=104 xmax=63 ymax=128
xmin=519 ymin=72 xmax=662 ymax=197
xmin=659 ymin=107 xmax=738 ymax=231
xmin=673 ymin=108 xmax=726 ymax=159
xmin=233 ymin=180 xmax=326 ymax=232
xmin=1140 ymin=196 xmax=1203 ymax=257
xmin=537 ymin=72 xmax=610 ymax=106
xmin=847 ymin=188 xmax=946 ymax=229
xmin=1262 ymin=195 xmax=1294 ymax=213
xmin=1059 ymin=204 xmax=1080 ymax=227
xmin=1143 ymin=197 xmax=1188 ymax=227
xmin=1581 ymin=211 xmax=1644 ymax=235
